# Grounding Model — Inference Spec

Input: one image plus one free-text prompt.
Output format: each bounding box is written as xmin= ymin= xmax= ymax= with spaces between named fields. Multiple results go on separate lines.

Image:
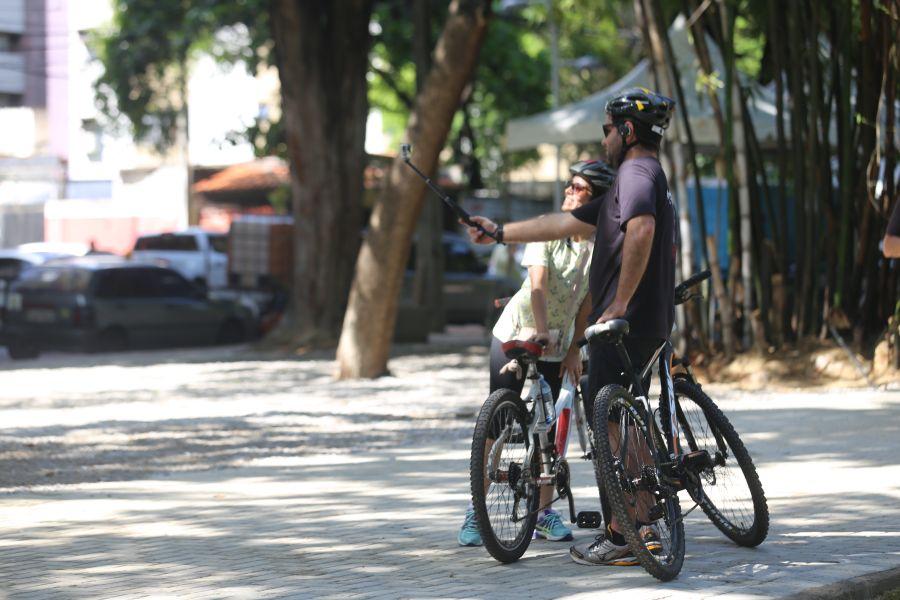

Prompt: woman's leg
xmin=489 ymin=336 xmax=527 ymax=394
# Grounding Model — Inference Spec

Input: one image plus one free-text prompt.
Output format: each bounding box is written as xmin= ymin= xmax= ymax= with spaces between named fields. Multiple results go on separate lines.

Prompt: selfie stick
xmin=400 ymin=144 xmax=503 ymax=244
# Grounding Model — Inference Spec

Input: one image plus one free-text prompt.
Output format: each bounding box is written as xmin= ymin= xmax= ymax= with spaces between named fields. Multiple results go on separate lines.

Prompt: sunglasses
xmin=565 ymin=180 xmax=592 ymax=194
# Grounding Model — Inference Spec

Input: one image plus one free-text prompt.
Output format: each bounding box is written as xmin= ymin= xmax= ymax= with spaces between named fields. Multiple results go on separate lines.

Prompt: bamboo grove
xmin=645 ymin=0 xmax=899 ymax=359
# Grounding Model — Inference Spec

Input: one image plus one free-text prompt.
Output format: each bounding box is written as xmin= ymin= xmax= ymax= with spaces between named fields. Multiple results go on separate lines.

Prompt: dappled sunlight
xmin=1 ymin=346 xmax=898 ymax=597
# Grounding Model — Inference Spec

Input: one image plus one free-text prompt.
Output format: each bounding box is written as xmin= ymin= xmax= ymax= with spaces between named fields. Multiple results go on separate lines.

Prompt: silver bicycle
xmin=469 ymin=339 xmax=601 ymax=563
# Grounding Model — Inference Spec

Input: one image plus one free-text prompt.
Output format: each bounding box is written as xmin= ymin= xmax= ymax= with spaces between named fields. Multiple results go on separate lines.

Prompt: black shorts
xmin=584 ymin=336 xmax=663 ymax=425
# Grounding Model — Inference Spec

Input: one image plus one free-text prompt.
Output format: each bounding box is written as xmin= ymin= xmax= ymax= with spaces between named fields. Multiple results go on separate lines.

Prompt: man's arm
xmin=466 ymin=213 xmax=594 ymax=245
xmin=598 ymin=214 xmax=655 ymax=322
xmin=885 ymin=234 xmax=900 ymax=258
xmin=884 ymin=201 xmax=900 ymax=257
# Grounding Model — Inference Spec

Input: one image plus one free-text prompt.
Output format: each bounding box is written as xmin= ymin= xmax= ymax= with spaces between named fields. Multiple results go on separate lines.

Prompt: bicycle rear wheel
xmin=673 ymin=378 xmax=769 ymax=547
xmin=593 ymin=385 xmax=685 ymax=581
xmin=470 ymin=389 xmax=539 ymax=563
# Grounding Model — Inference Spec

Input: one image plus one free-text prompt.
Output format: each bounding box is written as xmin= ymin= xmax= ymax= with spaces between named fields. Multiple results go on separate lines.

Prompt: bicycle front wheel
xmin=593 ymin=385 xmax=685 ymax=581
xmin=673 ymin=378 xmax=769 ymax=547
xmin=470 ymin=389 xmax=539 ymax=563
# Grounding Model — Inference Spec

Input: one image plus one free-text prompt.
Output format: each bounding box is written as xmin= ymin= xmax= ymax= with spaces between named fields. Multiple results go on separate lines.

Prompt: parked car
xmin=398 ymin=233 xmax=518 ymax=340
xmin=16 ymin=241 xmax=91 ymax=259
xmin=0 ymin=249 xmax=57 ymax=329
xmin=131 ymin=228 xmax=228 ymax=289
xmin=1 ymin=257 xmax=255 ymax=359
xmin=440 ymin=233 xmax=519 ymax=324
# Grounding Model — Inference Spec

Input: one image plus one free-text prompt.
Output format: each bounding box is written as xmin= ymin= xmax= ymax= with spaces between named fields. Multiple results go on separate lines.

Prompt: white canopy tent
xmin=505 ymin=16 xmax=782 ymax=152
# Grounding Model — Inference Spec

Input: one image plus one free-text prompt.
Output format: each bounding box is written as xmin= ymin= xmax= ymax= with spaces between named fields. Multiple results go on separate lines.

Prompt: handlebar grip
xmin=679 ymin=270 xmax=711 ymax=290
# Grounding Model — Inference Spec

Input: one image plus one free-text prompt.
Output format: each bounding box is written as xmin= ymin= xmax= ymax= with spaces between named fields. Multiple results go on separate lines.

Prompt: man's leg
xmin=570 ymin=337 xmax=663 ymax=565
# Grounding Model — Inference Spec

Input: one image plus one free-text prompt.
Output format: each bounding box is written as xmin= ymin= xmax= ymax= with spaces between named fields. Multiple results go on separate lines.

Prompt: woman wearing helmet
xmin=458 ymin=159 xmax=616 ymax=547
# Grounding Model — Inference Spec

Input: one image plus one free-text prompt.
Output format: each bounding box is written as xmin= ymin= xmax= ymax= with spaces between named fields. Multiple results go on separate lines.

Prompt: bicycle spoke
xmin=677 ymin=397 xmax=755 ymax=531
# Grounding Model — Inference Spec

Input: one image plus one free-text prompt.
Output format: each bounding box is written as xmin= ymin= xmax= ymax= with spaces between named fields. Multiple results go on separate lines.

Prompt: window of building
xmin=0 ymin=33 xmax=21 ymax=52
xmin=0 ymin=93 xmax=24 ymax=108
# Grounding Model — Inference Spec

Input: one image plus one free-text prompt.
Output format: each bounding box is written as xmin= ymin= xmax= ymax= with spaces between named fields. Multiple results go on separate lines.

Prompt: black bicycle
xmin=586 ymin=271 xmax=769 ymax=581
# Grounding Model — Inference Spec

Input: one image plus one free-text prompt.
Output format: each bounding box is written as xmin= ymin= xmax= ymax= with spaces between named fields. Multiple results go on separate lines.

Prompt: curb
xmin=787 ymin=566 xmax=900 ymax=600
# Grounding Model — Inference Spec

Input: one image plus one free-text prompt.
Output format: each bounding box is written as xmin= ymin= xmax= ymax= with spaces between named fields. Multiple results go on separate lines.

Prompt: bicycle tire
xmin=673 ymin=378 xmax=769 ymax=547
xmin=593 ymin=385 xmax=685 ymax=581
xmin=470 ymin=389 xmax=539 ymax=563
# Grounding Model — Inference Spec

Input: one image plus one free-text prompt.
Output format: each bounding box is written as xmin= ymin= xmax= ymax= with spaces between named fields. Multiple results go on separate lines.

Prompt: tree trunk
xmin=707 ymin=235 xmax=735 ymax=358
xmin=833 ymin=0 xmax=854 ymax=322
xmin=732 ymin=79 xmax=754 ymax=350
xmin=785 ymin=0 xmax=807 ymax=338
xmin=850 ymin=0 xmax=886 ymax=346
xmin=644 ymin=0 xmax=708 ymax=353
xmin=269 ymin=0 xmax=373 ymax=347
xmin=715 ymin=0 xmax=750 ymax=349
xmin=768 ymin=0 xmax=791 ymax=344
xmin=336 ymin=0 xmax=491 ymax=379
xmin=804 ymin=0 xmax=824 ymax=337
xmin=411 ymin=0 xmax=445 ymax=333
xmin=684 ymin=0 xmax=726 ymax=140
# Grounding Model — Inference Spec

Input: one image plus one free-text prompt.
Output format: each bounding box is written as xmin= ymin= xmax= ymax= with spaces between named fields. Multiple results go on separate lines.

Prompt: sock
xmin=607 ymin=525 xmax=627 ymax=546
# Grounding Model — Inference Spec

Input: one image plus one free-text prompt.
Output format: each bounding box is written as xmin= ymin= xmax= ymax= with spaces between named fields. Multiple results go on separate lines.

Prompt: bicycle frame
xmin=509 ymin=358 xmax=594 ymax=521
xmin=609 ymin=338 xmax=681 ymax=461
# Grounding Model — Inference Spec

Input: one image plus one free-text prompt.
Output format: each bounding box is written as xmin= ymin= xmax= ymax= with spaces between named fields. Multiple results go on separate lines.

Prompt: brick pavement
xmin=0 ymin=345 xmax=898 ymax=598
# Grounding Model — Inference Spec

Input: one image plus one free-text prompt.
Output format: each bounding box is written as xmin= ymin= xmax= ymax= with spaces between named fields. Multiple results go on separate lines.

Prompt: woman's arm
xmin=528 ymin=265 xmax=550 ymax=344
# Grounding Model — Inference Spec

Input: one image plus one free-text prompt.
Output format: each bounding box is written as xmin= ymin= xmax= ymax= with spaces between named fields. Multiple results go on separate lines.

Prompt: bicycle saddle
xmin=584 ymin=319 xmax=630 ymax=343
xmin=501 ymin=339 xmax=544 ymax=361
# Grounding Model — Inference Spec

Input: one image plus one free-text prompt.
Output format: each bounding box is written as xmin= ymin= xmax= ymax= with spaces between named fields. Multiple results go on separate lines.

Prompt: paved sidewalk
xmin=0 ymin=345 xmax=898 ymax=599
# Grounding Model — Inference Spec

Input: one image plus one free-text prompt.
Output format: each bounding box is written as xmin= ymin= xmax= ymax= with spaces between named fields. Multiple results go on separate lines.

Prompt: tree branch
xmin=370 ymin=63 xmax=414 ymax=110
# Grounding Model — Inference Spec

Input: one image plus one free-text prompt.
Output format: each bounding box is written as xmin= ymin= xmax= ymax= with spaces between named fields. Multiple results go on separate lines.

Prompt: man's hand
xmin=464 ymin=216 xmax=499 ymax=245
xmin=597 ymin=300 xmax=628 ymax=323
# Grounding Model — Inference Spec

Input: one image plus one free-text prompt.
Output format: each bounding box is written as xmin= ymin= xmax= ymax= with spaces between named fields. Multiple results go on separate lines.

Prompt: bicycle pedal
xmin=576 ymin=511 xmax=602 ymax=529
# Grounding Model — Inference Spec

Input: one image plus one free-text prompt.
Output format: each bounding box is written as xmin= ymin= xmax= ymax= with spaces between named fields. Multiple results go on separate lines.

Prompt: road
xmin=0 ymin=343 xmax=898 ymax=599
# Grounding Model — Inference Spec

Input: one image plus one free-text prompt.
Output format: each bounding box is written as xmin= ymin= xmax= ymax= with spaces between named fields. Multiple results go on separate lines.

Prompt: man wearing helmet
xmin=465 ymin=87 xmax=678 ymax=567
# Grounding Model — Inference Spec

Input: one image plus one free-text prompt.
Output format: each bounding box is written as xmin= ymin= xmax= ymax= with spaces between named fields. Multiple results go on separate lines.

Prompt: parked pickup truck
xmin=131 ymin=228 xmax=228 ymax=289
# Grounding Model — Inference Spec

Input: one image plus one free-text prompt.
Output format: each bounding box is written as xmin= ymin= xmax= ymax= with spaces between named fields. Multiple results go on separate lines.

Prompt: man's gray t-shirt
xmin=571 ymin=156 xmax=677 ymax=340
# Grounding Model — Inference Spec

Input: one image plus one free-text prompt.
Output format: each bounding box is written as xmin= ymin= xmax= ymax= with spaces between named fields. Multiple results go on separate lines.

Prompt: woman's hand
xmin=528 ymin=331 xmax=551 ymax=347
xmin=559 ymin=345 xmax=583 ymax=384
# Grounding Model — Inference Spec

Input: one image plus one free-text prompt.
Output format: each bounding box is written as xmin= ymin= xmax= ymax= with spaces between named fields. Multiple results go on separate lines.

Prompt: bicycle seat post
xmin=611 ymin=341 xmax=644 ymax=397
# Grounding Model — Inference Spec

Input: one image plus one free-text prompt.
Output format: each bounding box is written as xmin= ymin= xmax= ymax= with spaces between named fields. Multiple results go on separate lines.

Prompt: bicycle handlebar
xmin=674 ymin=270 xmax=711 ymax=305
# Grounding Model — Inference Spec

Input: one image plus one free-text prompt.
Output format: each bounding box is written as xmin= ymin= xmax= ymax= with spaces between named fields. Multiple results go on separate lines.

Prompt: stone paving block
xmin=1 ymin=350 xmax=899 ymax=599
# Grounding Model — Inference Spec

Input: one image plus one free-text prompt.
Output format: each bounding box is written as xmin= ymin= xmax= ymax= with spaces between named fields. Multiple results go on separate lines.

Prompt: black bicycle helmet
xmin=605 ymin=87 xmax=675 ymax=139
xmin=569 ymin=159 xmax=617 ymax=197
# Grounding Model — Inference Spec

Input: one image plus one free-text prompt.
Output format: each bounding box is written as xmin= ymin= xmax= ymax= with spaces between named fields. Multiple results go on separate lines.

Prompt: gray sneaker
xmin=569 ymin=534 xmax=638 ymax=566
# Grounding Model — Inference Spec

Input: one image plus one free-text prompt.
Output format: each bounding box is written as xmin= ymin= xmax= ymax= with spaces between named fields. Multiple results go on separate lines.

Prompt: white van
xmin=131 ymin=228 xmax=228 ymax=289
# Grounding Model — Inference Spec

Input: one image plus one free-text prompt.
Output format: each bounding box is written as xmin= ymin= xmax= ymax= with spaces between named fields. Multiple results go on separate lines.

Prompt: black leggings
xmin=489 ymin=336 xmax=562 ymax=399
